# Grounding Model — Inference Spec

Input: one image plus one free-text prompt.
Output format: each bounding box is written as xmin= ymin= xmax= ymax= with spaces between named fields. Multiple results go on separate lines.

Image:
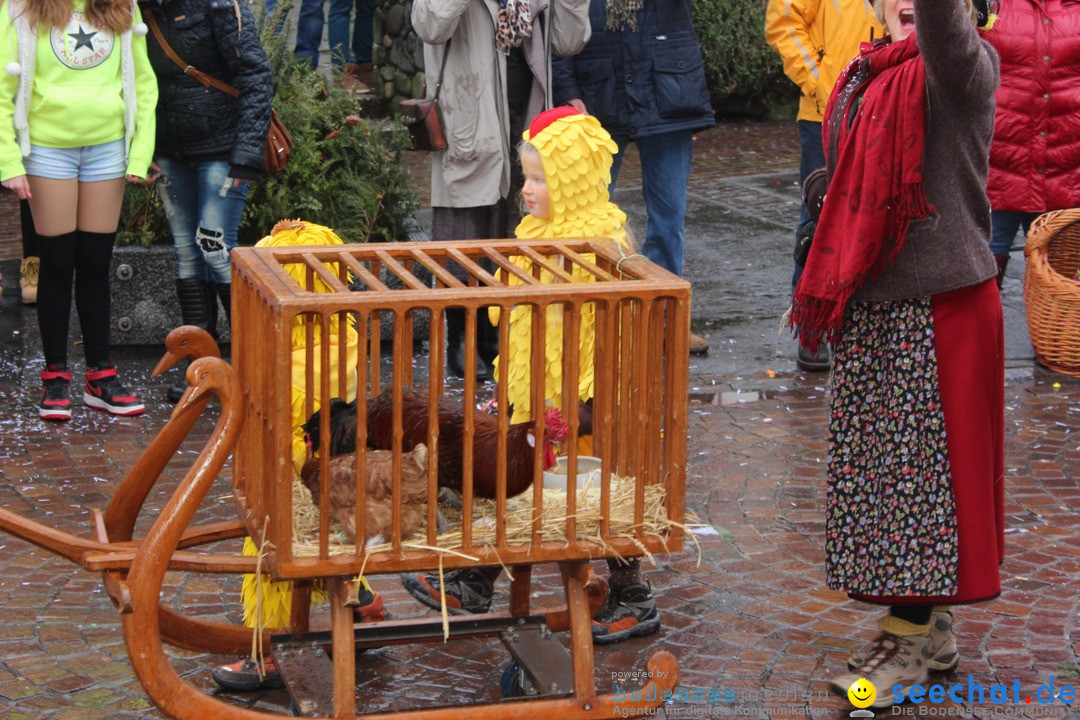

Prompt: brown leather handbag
xmin=399 ymin=41 xmax=450 ymax=152
xmin=145 ymin=12 xmax=291 ymax=174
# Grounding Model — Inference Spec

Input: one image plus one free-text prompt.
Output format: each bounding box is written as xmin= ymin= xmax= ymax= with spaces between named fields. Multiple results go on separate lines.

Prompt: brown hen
xmin=299 ymin=443 xmax=429 ymax=545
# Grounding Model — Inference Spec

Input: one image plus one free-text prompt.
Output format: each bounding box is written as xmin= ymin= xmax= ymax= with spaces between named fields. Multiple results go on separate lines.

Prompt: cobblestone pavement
xmin=1 ymin=121 xmax=1078 ymax=719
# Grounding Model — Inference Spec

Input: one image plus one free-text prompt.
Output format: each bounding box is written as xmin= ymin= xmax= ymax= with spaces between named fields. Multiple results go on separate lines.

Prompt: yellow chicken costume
xmin=240 ymin=219 xmax=367 ymax=629
xmin=491 ymin=108 xmax=630 ymax=426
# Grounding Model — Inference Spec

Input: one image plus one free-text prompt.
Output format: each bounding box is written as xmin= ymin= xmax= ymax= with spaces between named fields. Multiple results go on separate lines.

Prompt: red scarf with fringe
xmin=790 ymin=34 xmax=934 ymax=351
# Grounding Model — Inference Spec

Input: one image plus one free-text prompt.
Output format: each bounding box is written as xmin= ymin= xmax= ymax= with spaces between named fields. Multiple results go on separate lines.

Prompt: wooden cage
xmin=230 ymin=238 xmax=691 ymax=582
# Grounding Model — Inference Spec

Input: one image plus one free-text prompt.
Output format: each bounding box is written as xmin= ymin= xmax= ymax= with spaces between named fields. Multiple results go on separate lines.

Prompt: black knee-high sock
xmin=74 ymin=229 xmax=117 ymax=368
xmin=37 ymin=231 xmax=79 ymax=367
xmin=20 ymin=200 xmax=39 ymax=259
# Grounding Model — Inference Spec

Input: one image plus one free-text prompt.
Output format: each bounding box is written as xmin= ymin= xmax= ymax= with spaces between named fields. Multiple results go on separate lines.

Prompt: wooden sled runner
xmin=0 ymin=239 xmax=690 ymax=718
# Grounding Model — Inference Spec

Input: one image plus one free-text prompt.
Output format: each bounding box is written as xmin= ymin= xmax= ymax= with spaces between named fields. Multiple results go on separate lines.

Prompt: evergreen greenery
xmin=118 ymin=16 xmax=419 ymax=247
xmin=692 ymin=0 xmax=797 ymax=117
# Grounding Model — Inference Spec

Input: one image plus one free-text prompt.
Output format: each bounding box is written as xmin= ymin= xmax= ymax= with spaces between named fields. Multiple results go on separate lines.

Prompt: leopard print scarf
xmin=606 ymin=0 xmax=643 ymax=31
xmin=496 ymin=0 xmax=532 ymax=53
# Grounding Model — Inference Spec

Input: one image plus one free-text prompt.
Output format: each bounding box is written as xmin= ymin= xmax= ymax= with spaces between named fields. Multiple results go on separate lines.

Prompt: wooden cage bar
xmin=230 ymin=239 xmax=690 ymax=581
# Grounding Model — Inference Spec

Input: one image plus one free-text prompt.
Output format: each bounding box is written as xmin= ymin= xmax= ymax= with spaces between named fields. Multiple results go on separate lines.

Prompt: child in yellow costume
xmin=404 ymin=109 xmax=660 ymax=645
xmin=491 ymin=106 xmax=629 ymax=430
xmin=212 ymin=220 xmax=383 ymax=692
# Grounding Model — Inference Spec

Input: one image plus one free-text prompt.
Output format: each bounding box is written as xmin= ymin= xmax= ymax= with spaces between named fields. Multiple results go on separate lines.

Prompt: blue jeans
xmin=155 ymin=158 xmax=251 ymax=284
xmin=792 ymin=120 xmax=825 ymax=291
xmin=989 ymin=210 xmax=1040 ymax=256
xmin=351 ymin=0 xmax=374 ymax=64
xmin=296 ymin=0 xmax=357 ymax=69
xmin=609 ymin=129 xmax=693 ymax=277
xmin=327 ymin=0 xmax=353 ymax=66
xmin=261 ymin=0 xmax=286 ymax=32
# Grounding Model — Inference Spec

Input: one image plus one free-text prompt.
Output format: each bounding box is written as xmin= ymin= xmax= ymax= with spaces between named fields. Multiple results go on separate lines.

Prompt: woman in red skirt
xmin=789 ymin=0 xmax=1005 ymax=708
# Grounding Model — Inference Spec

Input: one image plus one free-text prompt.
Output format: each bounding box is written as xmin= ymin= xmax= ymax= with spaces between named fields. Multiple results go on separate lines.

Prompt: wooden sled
xmin=0 ymin=355 xmax=678 ymax=719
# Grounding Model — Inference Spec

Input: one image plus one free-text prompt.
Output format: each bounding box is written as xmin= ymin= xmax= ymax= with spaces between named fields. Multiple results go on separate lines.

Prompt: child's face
xmin=520 ymin=149 xmax=550 ymax=221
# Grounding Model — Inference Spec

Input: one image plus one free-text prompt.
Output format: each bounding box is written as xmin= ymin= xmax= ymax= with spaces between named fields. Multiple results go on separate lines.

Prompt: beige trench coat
xmin=412 ymin=0 xmax=591 ymax=209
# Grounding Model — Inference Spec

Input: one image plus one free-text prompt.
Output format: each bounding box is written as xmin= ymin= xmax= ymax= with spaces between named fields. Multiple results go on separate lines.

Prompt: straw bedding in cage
xmin=290 ymin=474 xmax=680 ymax=560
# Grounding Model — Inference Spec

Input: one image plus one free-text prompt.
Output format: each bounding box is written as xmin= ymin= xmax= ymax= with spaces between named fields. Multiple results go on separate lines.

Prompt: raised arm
xmin=916 ymin=0 xmax=998 ymax=104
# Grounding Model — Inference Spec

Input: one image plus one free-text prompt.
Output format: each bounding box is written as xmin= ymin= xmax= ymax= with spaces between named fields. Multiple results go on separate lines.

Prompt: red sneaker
xmin=83 ymin=365 xmax=145 ymax=416
xmin=39 ymin=365 xmax=72 ymax=421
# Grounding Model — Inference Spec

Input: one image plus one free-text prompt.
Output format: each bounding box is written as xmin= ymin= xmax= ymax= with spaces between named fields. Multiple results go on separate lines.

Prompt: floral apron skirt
xmin=825 ymin=279 xmax=1005 ymax=605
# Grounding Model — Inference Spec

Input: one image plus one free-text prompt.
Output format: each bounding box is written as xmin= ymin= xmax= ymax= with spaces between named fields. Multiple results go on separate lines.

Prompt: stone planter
xmin=109 ymin=245 xmax=207 ymax=346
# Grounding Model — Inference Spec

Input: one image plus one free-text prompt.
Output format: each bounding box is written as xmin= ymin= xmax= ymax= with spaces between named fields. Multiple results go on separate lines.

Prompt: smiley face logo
xmin=847 ymin=678 xmax=876 ymax=708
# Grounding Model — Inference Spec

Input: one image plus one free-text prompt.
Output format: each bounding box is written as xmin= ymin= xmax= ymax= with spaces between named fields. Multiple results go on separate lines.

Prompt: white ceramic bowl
xmin=543 ymin=455 xmax=603 ymax=491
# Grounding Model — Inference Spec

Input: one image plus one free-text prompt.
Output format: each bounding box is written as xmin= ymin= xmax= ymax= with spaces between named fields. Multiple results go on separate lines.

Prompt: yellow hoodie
xmin=0 ymin=0 xmax=157 ymax=180
xmin=764 ymin=0 xmax=881 ymax=123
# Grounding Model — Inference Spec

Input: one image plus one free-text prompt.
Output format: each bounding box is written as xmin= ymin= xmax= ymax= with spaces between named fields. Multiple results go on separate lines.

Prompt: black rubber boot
xmin=476 ymin=309 xmax=499 ymax=380
xmin=203 ymin=281 xmax=220 ymax=340
xmin=215 ymin=282 xmax=232 ymax=329
xmin=168 ymin=278 xmax=211 ymax=403
xmin=445 ymin=307 xmax=468 ymax=379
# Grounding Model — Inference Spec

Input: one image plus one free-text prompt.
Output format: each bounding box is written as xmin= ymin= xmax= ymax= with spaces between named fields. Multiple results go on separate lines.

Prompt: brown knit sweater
xmin=851 ymin=0 xmax=1000 ymax=302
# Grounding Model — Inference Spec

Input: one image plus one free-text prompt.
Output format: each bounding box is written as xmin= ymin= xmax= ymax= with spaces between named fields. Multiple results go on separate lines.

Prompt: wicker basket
xmin=1023 ymin=209 xmax=1080 ymax=377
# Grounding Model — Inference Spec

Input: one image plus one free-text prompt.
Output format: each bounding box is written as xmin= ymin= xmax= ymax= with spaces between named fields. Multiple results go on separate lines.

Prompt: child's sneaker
xmin=211 ymin=655 xmax=283 ymax=692
xmin=83 ymin=365 xmax=145 ymax=416
xmin=354 ymin=586 xmax=386 ymax=623
xmin=401 ymin=569 xmax=494 ymax=615
xmin=591 ymin=581 xmax=661 ymax=644
xmin=39 ymin=365 xmax=72 ymax=421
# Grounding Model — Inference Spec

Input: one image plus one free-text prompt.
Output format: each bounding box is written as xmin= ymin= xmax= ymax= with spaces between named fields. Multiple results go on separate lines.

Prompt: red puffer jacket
xmin=984 ymin=0 xmax=1080 ymax=212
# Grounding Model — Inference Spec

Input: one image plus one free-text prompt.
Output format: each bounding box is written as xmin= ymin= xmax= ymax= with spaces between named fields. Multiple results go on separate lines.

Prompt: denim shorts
xmin=23 ymin=140 xmax=127 ymax=182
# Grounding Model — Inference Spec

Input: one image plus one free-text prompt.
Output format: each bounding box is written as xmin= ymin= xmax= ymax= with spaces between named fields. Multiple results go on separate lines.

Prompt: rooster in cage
xmin=302 ymin=388 xmax=569 ymax=500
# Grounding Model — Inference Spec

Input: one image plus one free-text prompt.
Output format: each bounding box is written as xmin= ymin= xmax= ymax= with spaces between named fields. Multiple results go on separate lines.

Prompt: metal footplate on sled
xmin=271 ymin=613 xmax=575 ymax=716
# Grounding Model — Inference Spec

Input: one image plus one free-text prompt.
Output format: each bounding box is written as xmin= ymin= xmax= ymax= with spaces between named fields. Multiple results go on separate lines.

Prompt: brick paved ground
xmin=1 ymin=120 xmax=1078 ymax=719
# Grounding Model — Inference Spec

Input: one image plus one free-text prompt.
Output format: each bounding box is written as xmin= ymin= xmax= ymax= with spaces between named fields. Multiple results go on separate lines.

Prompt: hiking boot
xmin=796 ymin=342 xmax=832 ymax=372
xmin=848 ymin=610 xmax=958 ymax=672
xmin=401 ymin=569 xmax=494 ymax=615
xmin=40 ymin=365 xmax=72 ymax=421
xmin=689 ymin=331 xmax=709 ymax=355
xmin=591 ymin=581 xmax=661 ymax=644
xmin=354 ymin=586 xmax=386 ymax=623
xmin=211 ymin=655 xmax=283 ymax=692
xmin=83 ymin=365 xmax=145 ymax=416
xmin=830 ymin=632 xmax=931 ymax=709
xmin=20 ymin=256 xmax=38 ymax=305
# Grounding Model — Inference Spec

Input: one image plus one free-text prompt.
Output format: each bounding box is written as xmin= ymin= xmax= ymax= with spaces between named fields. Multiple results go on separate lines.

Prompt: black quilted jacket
xmin=140 ymin=0 xmax=273 ymax=175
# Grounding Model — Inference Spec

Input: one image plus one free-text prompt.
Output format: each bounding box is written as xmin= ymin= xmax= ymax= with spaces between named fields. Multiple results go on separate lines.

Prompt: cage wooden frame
xmin=1023 ymin=209 xmax=1080 ymax=377
xmin=0 ymin=236 xmax=691 ymax=719
xmin=230 ymin=238 xmax=692 ymax=580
